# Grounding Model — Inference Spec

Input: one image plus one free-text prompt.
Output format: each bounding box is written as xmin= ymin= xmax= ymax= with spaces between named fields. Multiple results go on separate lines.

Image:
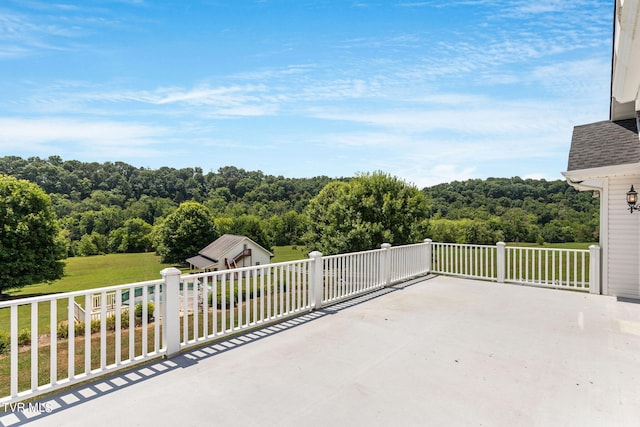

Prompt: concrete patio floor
xmin=2 ymin=275 xmax=640 ymax=427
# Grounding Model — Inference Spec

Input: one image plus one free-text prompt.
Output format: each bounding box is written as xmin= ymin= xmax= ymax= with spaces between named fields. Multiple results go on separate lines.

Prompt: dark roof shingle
xmin=567 ymin=119 xmax=639 ymax=171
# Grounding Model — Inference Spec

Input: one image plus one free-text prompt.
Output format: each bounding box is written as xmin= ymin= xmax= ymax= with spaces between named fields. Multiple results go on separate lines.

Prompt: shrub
xmin=106 ymin=315 xmax=116 ymax=331
xmin=0 ymin=333 xmax=9 ymax=355
xmin=106 ymin=311 xmax=130 ymax=330
xmin=121 ymin=310 xmax=130 ymax=328
xmin=57 ymin=322 xmax=69 ymax=339
xmin=17 ymin=329 xmax=31 ymax=346
xmin=208 ymin=289 xmax=239 ymax=309
xmin=134 ymin=302 xmax=155 ymax=325
xmin=74 ymin=321 xmax=85 ymax=336
xmin=90 ymin=319 xmax=101 ymax=334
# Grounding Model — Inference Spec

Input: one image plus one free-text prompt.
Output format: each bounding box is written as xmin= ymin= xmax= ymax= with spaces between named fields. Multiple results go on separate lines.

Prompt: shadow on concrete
xmin=617 ymin=296 xmax=640 ymax=304
xmin=0 ymin=275 xmax=435 ymax=427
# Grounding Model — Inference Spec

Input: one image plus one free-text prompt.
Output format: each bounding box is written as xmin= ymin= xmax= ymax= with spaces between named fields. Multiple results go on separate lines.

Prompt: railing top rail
xmin=321 ymin=241 xmax=430 ymax=261
xmin=431 ymin=242 xmax=496 ymax=249
xmin=182 ymin=257 xmax=313 ymax=281
xmin=322 ymin=247 xmax=385 ymax=260
xmin=388 ymin=242 xmax=429 ymax=250
xmin=0 ymin=278 xmax=164 ymax=309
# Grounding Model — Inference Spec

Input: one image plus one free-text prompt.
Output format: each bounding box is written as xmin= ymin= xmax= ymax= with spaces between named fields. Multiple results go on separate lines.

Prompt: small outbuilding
xmin=186 ymin=234 xmax=273 ymax=272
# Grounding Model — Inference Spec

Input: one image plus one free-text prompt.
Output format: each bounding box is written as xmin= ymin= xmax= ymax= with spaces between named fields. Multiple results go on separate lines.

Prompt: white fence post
xmin=381 ymin=243 xmax=392 ymax=286
xmin=424 ymin=239 xmax=432 ymax=273
xmin=161 ymin=267 xmax=182 ymax=357
xmin=589 ymin=245 xmax=601 ymax=294
xmin=309 ymin=251 xmax=324 ymax=309
xmin=496 ymin=242 xmax=505 ymax=283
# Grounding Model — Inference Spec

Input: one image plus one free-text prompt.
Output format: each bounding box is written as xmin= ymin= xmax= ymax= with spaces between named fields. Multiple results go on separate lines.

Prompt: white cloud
xmin=0 ymin=117 xmax=166 ymax=153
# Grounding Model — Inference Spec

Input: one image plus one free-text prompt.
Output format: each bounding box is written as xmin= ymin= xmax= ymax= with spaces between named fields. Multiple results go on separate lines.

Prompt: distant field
xmin=4 ymin=252 xmax=175 ymax=299
xmin=271 ymin=245 xmax=308 ymax=262
xmin=506 ymin=242 xmax=597 ymax=250
xmin=3 ymin=246 xmax=309 ymax=300
xmin=0 ymin=246 xmax=308 ymax=335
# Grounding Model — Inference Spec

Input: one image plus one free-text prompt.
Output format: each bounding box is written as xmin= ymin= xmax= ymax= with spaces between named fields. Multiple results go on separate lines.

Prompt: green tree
xmin=229 ymin=214 xmax=272 ymax=250
xmin=109 ymin=218 xmax=153 ymax=253
xmin=304 ymin=172 xmax=429 ymax=254
xmin=0 ymin=174 xmax=64 ymax=295
xmin=269 ymin=211 xmax=307 ymax=245
xmin=153 ymin=202 xmax=218 ymax=264
xmin=76 ymin=232 xmax=108 ymax=256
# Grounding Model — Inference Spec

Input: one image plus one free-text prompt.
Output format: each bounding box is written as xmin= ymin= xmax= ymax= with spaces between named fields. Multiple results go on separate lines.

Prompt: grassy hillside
xmin=4 ymin=252 xmax=175 ymax=299
xmin=2 ymin=245 xmax=308 ymax=300
xmin=0 ymin=246 xmax=308 ymax=336
xmin=506 ymin=242 xmax=596 ymax=250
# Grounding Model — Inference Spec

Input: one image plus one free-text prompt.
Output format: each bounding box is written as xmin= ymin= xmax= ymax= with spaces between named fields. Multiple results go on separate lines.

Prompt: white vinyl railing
xmin=504 ymin=246 xmax=591 ymax=290
xmin=429 ymin=240 xmax=600 ymax=293
xmin=0 ymin=240 xmax=601 ymax=405
xmin=175 ymin=259 xmax=313 ymax=349
xmin=322 ymin=248 xmax=385 ymax=304
xmin=0 ymin=242 xmax=431 ymax=405
xmin=388 ymin=243 xmax=432 ymax=284
xmin=0 ymin=279 xmax=163 ymax=406
xmin=431 ymin=242 xmax=497 ymax=280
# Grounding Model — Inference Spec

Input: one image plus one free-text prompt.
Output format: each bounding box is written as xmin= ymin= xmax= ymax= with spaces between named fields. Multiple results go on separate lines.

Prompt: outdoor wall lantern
xmin=627 ymin=185 xmax=639 ymax=213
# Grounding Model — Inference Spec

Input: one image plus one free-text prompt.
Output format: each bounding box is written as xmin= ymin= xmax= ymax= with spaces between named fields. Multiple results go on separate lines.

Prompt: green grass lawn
xmin=2 ymin=245 xmax=308 ymax=300
xmin=0 ymin=246 xmax=307 ymax=335
xmin=4 ymin=252 xmax=175 ymax=299
xmin=507 ymin=242 xmax=597 ymax=250
xmin=271 ymin=245 xmax=308 ymax=262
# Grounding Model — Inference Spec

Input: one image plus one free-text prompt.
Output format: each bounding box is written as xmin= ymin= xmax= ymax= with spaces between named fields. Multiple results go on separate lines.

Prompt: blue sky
xmin=0 ymin=0 xmax=613 ymax=187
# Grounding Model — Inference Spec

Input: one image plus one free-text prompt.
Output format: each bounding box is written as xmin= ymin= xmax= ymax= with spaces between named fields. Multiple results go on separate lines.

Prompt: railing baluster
xmin=128 ymin=286 xmax=135 ymax=361
xmin=202 ymin=277 xmax=209 ymax=339
xmin=142 ymin=286 xmax=149 ymax=355
xmin=277 ymin=264 xmax=282 ymax=317
xmin=230 ymin=274 xmax=236 ymax=331
xmin=253 ymin=269 xmax=258 ymax=321
xmin=67 ymin=297 xmax=75 ymax=379
xmin=100 ymin=291 xmax=107 ymax=369
xmin=266 ymin=268 xmax=271 ymax=321
xmin=581 ymin=251 xmax=586 ymax=289
xmin=10 ymin=305 xmax=18 ymax=397
xmin=221 ymin=275 xmax=227 ymax=333
xmin=285 ymin=264 xmax=291 ymax=314
xmin=115 ymin=289 xmax=122 ymax=365
xmin=237 ymin=274 xmax=243 ymax=329
xmin=212 ymin=277 xmax=218 ymax=336
xmin=50 ymin=299 xmax=57 ymax=386
xmin=84 ymin=294 xmax=91 ymax=373
xmin=31 ymin=302 xmax=38 ymax=391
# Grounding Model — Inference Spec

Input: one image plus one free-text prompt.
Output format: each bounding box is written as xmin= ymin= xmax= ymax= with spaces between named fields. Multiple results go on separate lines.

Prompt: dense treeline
xmin=0 ymin=156 xmax=599 ymax=260
xmin=0 ymin=155 xmax=333 ymax=257
xmin=424 ymin=177 xmax=599 ymax=244
xmin=0 ymin=156 xmax=332 ymax=215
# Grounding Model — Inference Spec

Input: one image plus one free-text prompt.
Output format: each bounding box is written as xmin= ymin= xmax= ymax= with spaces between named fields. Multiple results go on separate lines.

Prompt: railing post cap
xmin=160 ymin=267 xmax=182 ymax=277
xmin=424 ymin=238 xmax=432 ymax=243
xmin=497 ymin=241 xmax=506 ymax=247
xmin=381 ymin=243 xmax=392 ymax=249
xmin=308 ymin=250 xmax=323 ymax=258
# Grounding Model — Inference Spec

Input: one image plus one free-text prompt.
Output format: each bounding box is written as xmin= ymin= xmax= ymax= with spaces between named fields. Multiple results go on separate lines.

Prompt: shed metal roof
xmin=186 ymin=234 xmax=273 ymax=268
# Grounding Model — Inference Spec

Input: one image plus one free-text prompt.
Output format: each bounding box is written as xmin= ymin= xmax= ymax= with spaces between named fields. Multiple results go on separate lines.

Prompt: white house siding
xmin=233 ymin=240 xmax=271 ymax=267
xmin=607 ymin=176 xmax=640 ymax=298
